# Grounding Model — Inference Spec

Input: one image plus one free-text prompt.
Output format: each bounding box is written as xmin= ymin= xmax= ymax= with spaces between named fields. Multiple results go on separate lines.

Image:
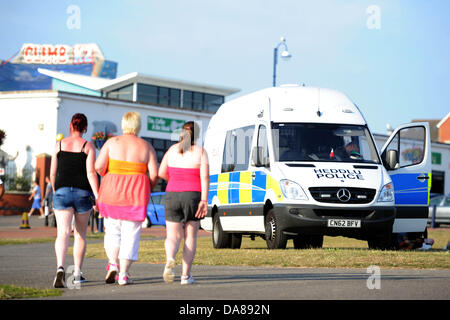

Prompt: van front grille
xmin=309 ymin=187 xmax=376 ymax=204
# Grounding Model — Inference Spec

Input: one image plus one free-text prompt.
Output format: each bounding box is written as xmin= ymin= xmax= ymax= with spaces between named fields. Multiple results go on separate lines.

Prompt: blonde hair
xmin=122 ymin=111 xmax=141 ymax=135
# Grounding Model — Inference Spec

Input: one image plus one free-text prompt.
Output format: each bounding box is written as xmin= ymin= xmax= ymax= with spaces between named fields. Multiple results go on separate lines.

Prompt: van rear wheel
xmin=230 ymin=233 xmax=242 ymax=249
xmin=265 ymin=210 xmax=287 ymax=249
xmin=213 ymin=214 xmax=231 ymax=248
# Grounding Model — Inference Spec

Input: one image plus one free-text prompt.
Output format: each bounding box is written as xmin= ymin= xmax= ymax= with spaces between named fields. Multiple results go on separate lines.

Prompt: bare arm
xmin=158 ymin=150 xmax=169 ymax=181
xmin=28 ymin=187 xmax=35 ymax=200
xmin=0 ymin=181 xmax=4 ymax=199
xmin=195 ymin=147 xmax=209 ymax=219
xmin=147 ymin=144 xmax=159 ymax=190
xmin=50 ymin=141 xmax=61 ymax=194
xmin=85 ymin=141 xmax=99 ymax=199
xmin=200 ymin=148 xmax=210 ymax=202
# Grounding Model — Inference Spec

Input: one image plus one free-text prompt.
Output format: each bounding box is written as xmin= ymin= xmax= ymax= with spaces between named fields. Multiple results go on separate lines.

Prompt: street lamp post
xmin=272 ymin=37 xmax=292 ymax=87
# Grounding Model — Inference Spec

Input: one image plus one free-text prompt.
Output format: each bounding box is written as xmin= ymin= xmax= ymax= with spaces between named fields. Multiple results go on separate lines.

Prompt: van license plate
xmin=327 ymin=219 xmax=361 ymax=228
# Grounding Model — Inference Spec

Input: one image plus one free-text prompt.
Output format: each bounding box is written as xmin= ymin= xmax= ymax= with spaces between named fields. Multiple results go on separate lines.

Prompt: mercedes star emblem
xmin=337 ymin=188 xmax=351 ymax=202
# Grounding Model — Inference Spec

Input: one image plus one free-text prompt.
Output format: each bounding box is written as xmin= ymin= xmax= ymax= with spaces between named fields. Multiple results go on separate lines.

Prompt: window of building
xmin=109 ymin=83 xmax=222 ymax=111
xmin=183 ymin=90 xmax=224 ymax=112
xmin=106 ymin=84 xmax=134 ymax=101
xmin=136 ymin=83 xmax=180 ymax=107
xmin=169 ymin=89 xmax=181 ymax=107
xmin=183 ymin=90 xmax=193 ymax=109
xmin=159 ymin=87 xmax=169 ymax=106
xmin=137 ymin=83 xmax=158 ymax=104
xmin=193 ymin=92 xmax=203 ymax=109
xmin=204 ymin=94 xmax=224 ymax=112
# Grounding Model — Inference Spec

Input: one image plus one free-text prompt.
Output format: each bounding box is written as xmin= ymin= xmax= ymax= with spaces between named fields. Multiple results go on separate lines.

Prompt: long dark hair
xmin=178 ymin=121 xmax=200 ymax=154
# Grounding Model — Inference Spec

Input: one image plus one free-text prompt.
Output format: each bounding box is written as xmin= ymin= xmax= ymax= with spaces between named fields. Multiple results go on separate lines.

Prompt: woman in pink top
xmin=159 ymin=121 xmax=209 ymax=285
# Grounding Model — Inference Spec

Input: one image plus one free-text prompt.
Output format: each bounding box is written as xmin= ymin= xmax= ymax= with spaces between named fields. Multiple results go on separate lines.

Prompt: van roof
xmin=210 ymin=86 xmax=367 ymax=130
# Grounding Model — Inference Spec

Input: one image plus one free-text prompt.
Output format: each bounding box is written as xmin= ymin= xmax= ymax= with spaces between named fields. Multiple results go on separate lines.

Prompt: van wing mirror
xmin=384 ymin=149 xmax=398 ymax=170
xmin=252 ymin=147 xmax=270 ymax=168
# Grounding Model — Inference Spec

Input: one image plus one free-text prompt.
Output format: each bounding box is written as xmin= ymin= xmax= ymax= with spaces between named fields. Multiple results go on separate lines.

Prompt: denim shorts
xmin=53 ymin=187 xmax=94 ymax=214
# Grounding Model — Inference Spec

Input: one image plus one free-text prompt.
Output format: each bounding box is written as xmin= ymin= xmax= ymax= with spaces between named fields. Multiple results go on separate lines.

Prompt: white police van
xmin=200 ymin=85 xmax=431 ymax=250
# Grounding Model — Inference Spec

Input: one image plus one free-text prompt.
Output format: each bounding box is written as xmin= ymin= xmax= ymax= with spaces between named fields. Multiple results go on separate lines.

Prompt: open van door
xmin=380 ymin=122 xmax=431 ymax=236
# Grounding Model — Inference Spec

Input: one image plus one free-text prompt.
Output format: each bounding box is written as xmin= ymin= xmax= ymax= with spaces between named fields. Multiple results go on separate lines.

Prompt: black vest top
xmin=54 ymin=141 xmax=92 ymax=192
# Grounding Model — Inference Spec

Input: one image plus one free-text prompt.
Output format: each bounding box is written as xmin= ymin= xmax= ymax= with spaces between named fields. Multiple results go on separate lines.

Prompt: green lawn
xmin=0 ymin=284 xmax=61 ymax=299
xmin=84 ymin=228 xmax=450 ymax=269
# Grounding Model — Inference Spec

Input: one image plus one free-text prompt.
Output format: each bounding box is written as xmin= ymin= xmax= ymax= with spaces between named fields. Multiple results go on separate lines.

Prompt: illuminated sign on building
xmin=13 ymin=43 xmax=104 ymax=65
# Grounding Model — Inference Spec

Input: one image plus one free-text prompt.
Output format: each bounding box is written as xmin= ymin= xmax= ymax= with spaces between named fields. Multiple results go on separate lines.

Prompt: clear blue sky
xmin=1 ymin=0 xmax=449 ymax=135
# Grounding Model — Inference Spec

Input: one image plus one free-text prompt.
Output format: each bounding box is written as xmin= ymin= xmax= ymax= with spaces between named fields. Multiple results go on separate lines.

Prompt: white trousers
xmin=104 ymin=217 xmax=142 ymax=261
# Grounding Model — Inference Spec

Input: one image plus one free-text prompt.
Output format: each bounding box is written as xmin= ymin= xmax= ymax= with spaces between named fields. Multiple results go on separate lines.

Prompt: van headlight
xmin=377 ymin=182 xmax=394 ymax=202
xmin=280 ymin=180 xmax=308 ymax=200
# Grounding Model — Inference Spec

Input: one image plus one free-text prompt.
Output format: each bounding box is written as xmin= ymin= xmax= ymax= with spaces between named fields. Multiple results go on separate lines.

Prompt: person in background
xmin=158 ymin=121 xmax=209 ymax=285
xmin=28 ymin=179 xmax=44 ymax=219
xmin=50 ymin=113 xmax=99 ymax=288
xmin=43 ymin=176 xmax=53 ymax=226
xmin=0 ymin=177 xmax=4 ymax=200
xmin=345 ymin=142 xmax=361 ymax=160
xmin=95 ymin=111 xmax=158 ymax=286
xmin=97 ymin=211 xmax=104 ymax=233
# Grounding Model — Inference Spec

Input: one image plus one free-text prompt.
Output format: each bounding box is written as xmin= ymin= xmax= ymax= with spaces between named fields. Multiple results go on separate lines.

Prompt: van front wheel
xmin=265 ymin=210 xmax=287 ymax=249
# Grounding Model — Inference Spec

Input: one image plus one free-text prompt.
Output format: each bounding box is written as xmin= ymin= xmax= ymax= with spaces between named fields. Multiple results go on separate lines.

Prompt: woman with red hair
xmin=50 ymin=113 xmax=99 ymax=288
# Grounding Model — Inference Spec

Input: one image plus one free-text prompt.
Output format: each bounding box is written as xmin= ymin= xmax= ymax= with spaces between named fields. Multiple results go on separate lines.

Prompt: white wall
xmin=0 ymin=91 xmax=213 ymax=179
xmin=0 ymin=91 xmax=59 ymax=178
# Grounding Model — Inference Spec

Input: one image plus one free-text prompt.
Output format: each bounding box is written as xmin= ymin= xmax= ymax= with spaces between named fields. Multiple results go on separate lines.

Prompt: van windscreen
xmin=272 ymin=123 xmax=380 ymax=164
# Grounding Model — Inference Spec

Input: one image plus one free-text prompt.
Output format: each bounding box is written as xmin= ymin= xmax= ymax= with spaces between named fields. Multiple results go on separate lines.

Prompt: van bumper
xmin=272 ymin=204 xmax=395 ymax=240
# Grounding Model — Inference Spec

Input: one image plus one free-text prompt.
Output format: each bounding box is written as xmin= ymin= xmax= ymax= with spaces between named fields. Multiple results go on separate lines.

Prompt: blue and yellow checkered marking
xmin=208 ymin=171 xmax=283 ymax=205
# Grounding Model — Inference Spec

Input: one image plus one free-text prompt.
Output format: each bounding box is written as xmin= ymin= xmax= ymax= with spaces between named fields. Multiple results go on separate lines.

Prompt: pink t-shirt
xmin=165 ymin=166 xmax=201 ymax=192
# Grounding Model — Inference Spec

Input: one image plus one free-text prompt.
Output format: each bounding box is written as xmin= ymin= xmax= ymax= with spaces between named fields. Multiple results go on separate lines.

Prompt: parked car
xmin=146 ymin=192 xmax=166 ymax=227
xmin=428 ymin=194 xmax=450 ymax=227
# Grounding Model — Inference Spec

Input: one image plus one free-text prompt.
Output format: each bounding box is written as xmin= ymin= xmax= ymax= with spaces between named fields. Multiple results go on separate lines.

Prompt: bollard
xmin=431 ymin=205 xmax=436 ymax=228
xmin=20 ymin=212 xmax=31 ymax=229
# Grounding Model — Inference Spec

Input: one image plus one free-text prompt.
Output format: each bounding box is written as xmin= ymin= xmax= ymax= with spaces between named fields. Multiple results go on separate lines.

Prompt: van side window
xmin=222 ymin=125 xmax=255 ymax=173
xmin=383 ymin=126 xmax=425 ymax=168
xmin=257 ymin=125 xmax=269 ymax=161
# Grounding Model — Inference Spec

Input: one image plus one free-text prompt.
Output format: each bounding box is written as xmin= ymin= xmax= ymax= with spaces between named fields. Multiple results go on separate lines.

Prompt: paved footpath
xmin=1 ymin=216 xmax=450 ymax=302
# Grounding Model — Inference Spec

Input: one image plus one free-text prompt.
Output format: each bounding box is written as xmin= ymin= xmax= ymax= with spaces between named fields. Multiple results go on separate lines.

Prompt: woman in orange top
xmin=95 ymin=111 xmax=158 ymax=285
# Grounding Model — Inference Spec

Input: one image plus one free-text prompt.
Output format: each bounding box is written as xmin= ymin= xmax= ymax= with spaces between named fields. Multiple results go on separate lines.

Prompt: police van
xmin=200 ymin=85 xmax=431 ymax=250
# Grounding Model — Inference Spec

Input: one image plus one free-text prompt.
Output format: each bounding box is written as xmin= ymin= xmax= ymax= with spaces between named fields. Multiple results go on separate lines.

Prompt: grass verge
xmin=0 ymin=232 xmax=155 ymax=246
xmin=0 ymin=238 xmax=55 ymax=246
xmin=83 ymin=228 xmax=450 ymax=269
xmin=0 ymin=284 xmax=62 ymax=300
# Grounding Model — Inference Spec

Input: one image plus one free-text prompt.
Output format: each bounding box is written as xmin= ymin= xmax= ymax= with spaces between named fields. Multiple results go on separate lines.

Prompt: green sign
xmin=432 ymin=152 xmax=441 ymax=165
xmin=147 ymin=116 xmax=185 ymax=133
